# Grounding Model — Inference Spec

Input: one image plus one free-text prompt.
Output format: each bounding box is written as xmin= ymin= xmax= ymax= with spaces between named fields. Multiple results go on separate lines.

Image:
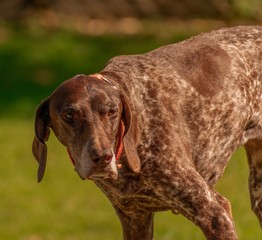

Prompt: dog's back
xmin=103 ymin=25 xmax=262 ymax=181
xmin=102 ymin=26 xmax=262 ymax=227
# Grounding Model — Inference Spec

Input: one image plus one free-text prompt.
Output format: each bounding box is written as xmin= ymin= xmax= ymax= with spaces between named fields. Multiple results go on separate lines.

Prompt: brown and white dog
xmin=33 ymin=26 xmax=262 ymax=239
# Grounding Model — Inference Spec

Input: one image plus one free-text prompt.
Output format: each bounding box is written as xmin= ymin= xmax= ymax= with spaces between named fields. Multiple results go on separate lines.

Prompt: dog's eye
xmin=107 ymin=108 xmax=117 ymax=117
xmin=62 ymin=110 xmax=75 ymax=122
xmin=99 ymin=105 xmax=117 ymax=117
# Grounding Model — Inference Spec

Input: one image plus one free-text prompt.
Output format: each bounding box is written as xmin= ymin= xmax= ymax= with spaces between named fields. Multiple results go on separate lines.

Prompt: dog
xmin=32 ymin=26 xmax=262 ymax=239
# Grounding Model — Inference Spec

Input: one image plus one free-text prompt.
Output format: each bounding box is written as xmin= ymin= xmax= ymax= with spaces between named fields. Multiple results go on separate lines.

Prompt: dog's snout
xmin=90 ymin=148 xmax=113 ymax=164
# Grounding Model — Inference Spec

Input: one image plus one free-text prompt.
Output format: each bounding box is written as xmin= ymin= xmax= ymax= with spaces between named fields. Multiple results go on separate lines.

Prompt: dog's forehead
xmin=53 ymin=75 xmax=92 ymax=94
xmin=56 ymin=75 xmax=91 ymax=92
xmin=51 ymin=76 xmax=87 ymax=104
xmin=50 ymin=75 xmax=119 ymax=109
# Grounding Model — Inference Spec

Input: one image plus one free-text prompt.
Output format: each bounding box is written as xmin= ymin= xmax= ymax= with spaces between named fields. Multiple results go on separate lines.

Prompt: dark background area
xmin=0 ymin=0 xmax=262 ymax=118
xmin=1 ymin=0 xmax=262 ymax=20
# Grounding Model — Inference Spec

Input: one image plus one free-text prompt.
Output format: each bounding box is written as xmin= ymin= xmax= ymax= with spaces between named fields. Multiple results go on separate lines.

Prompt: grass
xmin=0 ymin=119 xmax=261 ymax=240
xmin=0 ymin=22 xmax=261 ymax=239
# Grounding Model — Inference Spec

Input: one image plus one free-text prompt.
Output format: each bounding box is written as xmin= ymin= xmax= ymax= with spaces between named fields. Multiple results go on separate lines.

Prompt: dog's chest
xmin=95 ymin=171 xmax=172 ymax=212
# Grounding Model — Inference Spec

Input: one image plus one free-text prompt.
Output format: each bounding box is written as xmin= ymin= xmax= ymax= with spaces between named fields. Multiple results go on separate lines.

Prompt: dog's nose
xmin=90 ymin=149 xmax=113 ymax=165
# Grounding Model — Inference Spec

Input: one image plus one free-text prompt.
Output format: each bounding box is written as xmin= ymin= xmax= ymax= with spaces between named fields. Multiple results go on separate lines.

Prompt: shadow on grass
xmin=0 ymin=25 xmax=189 ymax=118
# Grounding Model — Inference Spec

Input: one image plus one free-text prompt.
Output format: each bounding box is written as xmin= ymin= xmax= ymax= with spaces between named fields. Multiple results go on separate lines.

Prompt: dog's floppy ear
xmin=32 ymin=98 xmax=50 ymax=182
xmin=121 ymin=93 xmax=141 ymax=173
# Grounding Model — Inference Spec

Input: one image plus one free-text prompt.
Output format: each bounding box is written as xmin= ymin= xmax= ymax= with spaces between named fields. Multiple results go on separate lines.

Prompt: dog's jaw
xmin=70 ymin=148 xmax=119 ymax=181
xmin=88 ymin=151 xmax=118 ymax=180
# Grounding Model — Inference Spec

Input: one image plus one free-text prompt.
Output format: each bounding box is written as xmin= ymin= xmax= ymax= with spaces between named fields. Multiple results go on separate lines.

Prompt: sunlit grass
xmin=0 ymin=119 xmax=261 ymax=240
xmin=0 ymin=119 xmax=121 ymax=240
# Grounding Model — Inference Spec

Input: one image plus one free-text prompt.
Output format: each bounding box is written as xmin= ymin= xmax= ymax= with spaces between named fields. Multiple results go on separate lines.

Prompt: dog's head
xmin=32 ymin=74 xmax=140 ymax=182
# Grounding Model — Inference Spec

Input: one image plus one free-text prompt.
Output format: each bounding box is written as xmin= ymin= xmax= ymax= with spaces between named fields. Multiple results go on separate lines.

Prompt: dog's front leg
xmin=245 ymin=139 xmax=262 ymax=227
xmin=114 ymin=205 xmax=154 ymax=240
xmin=150 ymin=165 xmax=238 ymax=240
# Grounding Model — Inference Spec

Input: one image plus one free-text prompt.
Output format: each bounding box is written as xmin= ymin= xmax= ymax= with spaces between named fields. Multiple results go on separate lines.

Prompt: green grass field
xmin=0 ymin=23 xmax=261 ymax=239
xmin=0 ymin=119 xmax=261 ymax=240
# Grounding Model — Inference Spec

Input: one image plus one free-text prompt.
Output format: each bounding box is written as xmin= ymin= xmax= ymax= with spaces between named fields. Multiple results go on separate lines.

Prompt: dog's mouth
xmin=87 ymin=154 xmax=118 ymax=181
xmin=67 ymin=120 xmax=125 ymax=181
xmin=67 ymin=148 xmax=119 ymax=181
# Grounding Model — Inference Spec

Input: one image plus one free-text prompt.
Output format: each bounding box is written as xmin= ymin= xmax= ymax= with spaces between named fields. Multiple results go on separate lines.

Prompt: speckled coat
xmin=33 ymin=26 xmax=262 ymax=240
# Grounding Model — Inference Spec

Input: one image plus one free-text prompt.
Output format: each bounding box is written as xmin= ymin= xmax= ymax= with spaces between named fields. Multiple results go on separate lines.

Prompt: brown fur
xmin=33 ymin=26 xmax=262 ymax=239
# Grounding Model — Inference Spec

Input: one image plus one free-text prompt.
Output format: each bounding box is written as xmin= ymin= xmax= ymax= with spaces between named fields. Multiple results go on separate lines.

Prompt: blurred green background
xmin=0 ymin=0 xmax=261 ymax=239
